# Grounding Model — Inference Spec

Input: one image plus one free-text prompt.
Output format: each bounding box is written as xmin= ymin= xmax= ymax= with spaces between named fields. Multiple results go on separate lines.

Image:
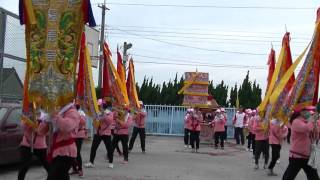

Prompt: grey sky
xmin=1 ymin=0 xmax=319 ymax=94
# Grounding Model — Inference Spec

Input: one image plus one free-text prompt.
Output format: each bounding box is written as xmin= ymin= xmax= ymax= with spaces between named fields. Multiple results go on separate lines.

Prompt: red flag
xmin=117 ymin=47 xmax=126 ymax=83
xmin=76 ymin=32 xmax=86 ymax=98
xmin=266 ymin=48 xmax=275 ymax=93
xmin=102 ymin=42 xmax=112 ymax=98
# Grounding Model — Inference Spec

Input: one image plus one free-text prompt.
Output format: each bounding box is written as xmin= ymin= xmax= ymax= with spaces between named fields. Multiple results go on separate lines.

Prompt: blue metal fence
xmin=145 ymin=105 xmax=237 ymax=138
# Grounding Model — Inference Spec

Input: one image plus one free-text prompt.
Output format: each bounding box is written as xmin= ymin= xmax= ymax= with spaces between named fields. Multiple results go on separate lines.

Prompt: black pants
xmin=235 ymin=127 xmax=245 ymax=145
xmin=112 ymin=129 xmax=123 ymax=154
xmin=268 ymin=144 xmax=281 ymax=170
xmin=47 ymin=156 xmax=74 ymax=180
xmin=18 ymin=146 xmax=50 ymax=180
xmin=214 ymin=131 xmax=225 ymax=148
xmin=112 ymin=134 xmax=129 ymax=161
xmin=72 ymin=138 xmax=83 ymax=171
xmin=224 ymin=126 xmax=228 ymax=140
xmin=287 ymin=128 xmax=291 ymax=144
xmin=89 ymin=134 xmax=113 ymax=163
xmin=184 ymin=128 xmax=191 ymax=145
xmin=129 ymin=127 xmax=146 ymax=151
xmin=255 ymin=140 xmax=269 ymax=165
xmin=190 ymin=131 xmax=200 ymax=149
xmin=282 ymin=158 xmax=320 ymax=180
xmin=247 ymin=133 xmax=255 ymax=150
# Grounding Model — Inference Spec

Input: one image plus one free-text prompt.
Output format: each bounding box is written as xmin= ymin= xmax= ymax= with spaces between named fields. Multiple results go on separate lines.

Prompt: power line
xmin=106 ymin=28 xmax=310 ymax=40
xmin=93 ymin=2 xmax=315 ymax=10
xmin=109 ymin=28 xmax=269 ymax=56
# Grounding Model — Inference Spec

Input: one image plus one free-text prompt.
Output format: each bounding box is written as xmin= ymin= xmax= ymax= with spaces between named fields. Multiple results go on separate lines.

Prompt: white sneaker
xmin=108 ymin=163 xmax=114 ymax=169
xmin=263 ymin=164 xmax=267 ymax=169
xmin=250 ymin=149 xmax=253 ymax=152
xmin=184 ymin=145 xmax=188 ymax=148
xmin=276 ymin=160 xmax=280 ymax=164
xmin=188 ymin=145 xmax=192 ymax=149
xmin=246 ymin=148 xmax=250 ymax=151
xmin=84 ymin=162 xmax=94 ymax=168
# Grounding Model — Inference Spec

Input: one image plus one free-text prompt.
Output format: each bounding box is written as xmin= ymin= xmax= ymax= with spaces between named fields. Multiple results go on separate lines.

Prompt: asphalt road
xmin=0 ymin=136 xmax=315 ymax=180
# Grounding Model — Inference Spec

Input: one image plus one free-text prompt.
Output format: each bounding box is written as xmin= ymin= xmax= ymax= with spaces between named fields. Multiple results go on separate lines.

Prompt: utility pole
xmin=122 ymin=42 xmax=132 ymax=71
xmin=98 ymin=0 xmax=109 ymax=88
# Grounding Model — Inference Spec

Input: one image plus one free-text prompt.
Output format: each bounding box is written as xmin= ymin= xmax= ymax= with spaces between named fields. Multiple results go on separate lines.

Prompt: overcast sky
xmin=1 ymin=0 xmax=319 ymax=94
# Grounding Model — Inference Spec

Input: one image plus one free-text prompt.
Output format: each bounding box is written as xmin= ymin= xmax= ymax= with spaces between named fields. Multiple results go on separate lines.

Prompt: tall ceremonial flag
xmin=126 ymin=58 xmax=140 ymax=110
xmin=19 ymin=0 xmax=96 ymax=113
xmin=266 ymin=48 xmax=276 ymax=93
xmin=261 ymin=32 xmax=295 ymax=123
xmin=103 ymin=42 xmax=129 ymax=108
xmin=236 ymin=92 xmax=240 ymax=109
xmin=76 ymin=32 xmax=100 ymax=117
xmin=117 ymin=47 xmax=126 ymax=84
xmin=102 ymin=43 xmax=112 ymax=99
xmin=270 ymin=9 xmax=320 ymax=123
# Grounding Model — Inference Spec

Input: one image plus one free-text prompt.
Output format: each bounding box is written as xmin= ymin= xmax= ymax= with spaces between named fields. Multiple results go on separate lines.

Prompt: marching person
xmin=85 ymin=100 xmax=114 ymax=169
xmin=221 ymin=108 xmax=228 ymax=141
xmin=282 ymin=106 xmax=320 ymax=180
xmin=129 ymin=102 xmax=147 ymax=153
xmin=189 ymin=107 xmax=203 ymax=153
xmin=18 ymin=108 xmax=50 ymax=180
xmin=211 ymin=109 xmax=226 ymax=149
xmin=253 ymin=113 xmax=269 ymax=170
xmin=112 ymin=107 xmax=133 ymax=164
xmin=70 ymin=103 xmax=87 ymax=177
xmin=47 ymin=102 xmax=81 ymax=180
xmin=246 ymin=109 xmax=255 ymax=152
xmin=183 ymin=108 xmax=193 ymax=148
xmin=267 ymin=118 xmax=288 ymax=176
xmin=233 ymin=108 xmax=246 ymax=145
xmin=248 ymin=110 xmax=257 ymax=156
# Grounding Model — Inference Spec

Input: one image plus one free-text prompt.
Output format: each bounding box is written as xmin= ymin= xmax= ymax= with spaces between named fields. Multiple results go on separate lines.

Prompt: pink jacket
xmin=248 ymin=116 xmax=255 ymax=133
xmin=253 ymin=119 xmax=268 ymax=140
xmin=289 ymin=118 xmax=314 ymax=159
xmin=184 ymin=114 xmax=192 ymax=130
xmin=134 ymin=111 xmax=147 ymax=128
xmin=115 ymin=114 xmax=133 ymax=135
xmin=52 ymin=107 xmax=80 ymax=158
xmin=212 ymin=115 xmax=226 ymax=132
xmin=190 ymin=112 xmax=203 ymax=131
xmin=269 ymin=121 xmax=288 ymax=145
xmin=21 ymin=121 xmax=49 ymax=149
xmin=98 ymin=110 xmax=114 ymax=136
xmin=75 ymin=114 xmax=87 ymax=139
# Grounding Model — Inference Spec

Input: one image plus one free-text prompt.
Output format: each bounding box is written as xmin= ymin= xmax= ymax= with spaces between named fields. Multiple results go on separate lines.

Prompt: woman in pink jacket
xmin=70 ymin=104 xmax=87 ymax=177
xmin=212 ymin=109 xmax=226 ymax=149
xmin=47 ymin=103 xmax=81 ymax=180
xmin=183 ymin=109 xmax=193 ymax=148
xmin=282 ymin=106 xmax=320 ymax=180
xmin=129 ymin=102 xmax=147 ymax=153
xmin=85 ymin=101 xmax=114 ymax=169
xmin=253 ymin=114 xmax=269 ymax=170
xmin=112 ymin=108 xmax=133 ymax=164
xmin=189 ymin=107 xmax=203 ymax=153
xmin=267 ymin=119 xmax=288 ymax=176
xmin=18 ymin=109 xmax=50 ymax=180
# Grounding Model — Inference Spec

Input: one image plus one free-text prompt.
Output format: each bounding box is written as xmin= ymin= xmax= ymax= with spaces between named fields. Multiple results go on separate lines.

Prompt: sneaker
xmin=276 ymin=160 xmax=280 ymax=164
xmin=142 ymin=151 xmax=146 ymax=154
xmin=246 ymin=148 xmax=250 ymax=151
xmin=254 ymin=164 xmax=259 ymax=170
xmin=250 ymin=149 xmax=253 ymax=152
xmin=69 ymin=170 xmax=78 ymax=175
xmin=84 ymin=162 xmax=94 ymax=168
xmin=121 ymin=160 xmax=128 ymax=164
xmin=267 ymin=169 xmax=277 ymax=176
xmin=108 ymin=163 xmax=114 ymax=169
xmin=188 ymin=145 xmax=192 ymax=149
xmin=191 ymin=149 xmax=195 ymax=153
xmin=184 ymin=145 xmax=188 ymax=148
xmin=195 ymin=149 xmax=199 ymax=153
xmin=78 ymin=170 xmax=84 ymax=178
xmin=263 ymin=164 xmax=267 ymax=169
